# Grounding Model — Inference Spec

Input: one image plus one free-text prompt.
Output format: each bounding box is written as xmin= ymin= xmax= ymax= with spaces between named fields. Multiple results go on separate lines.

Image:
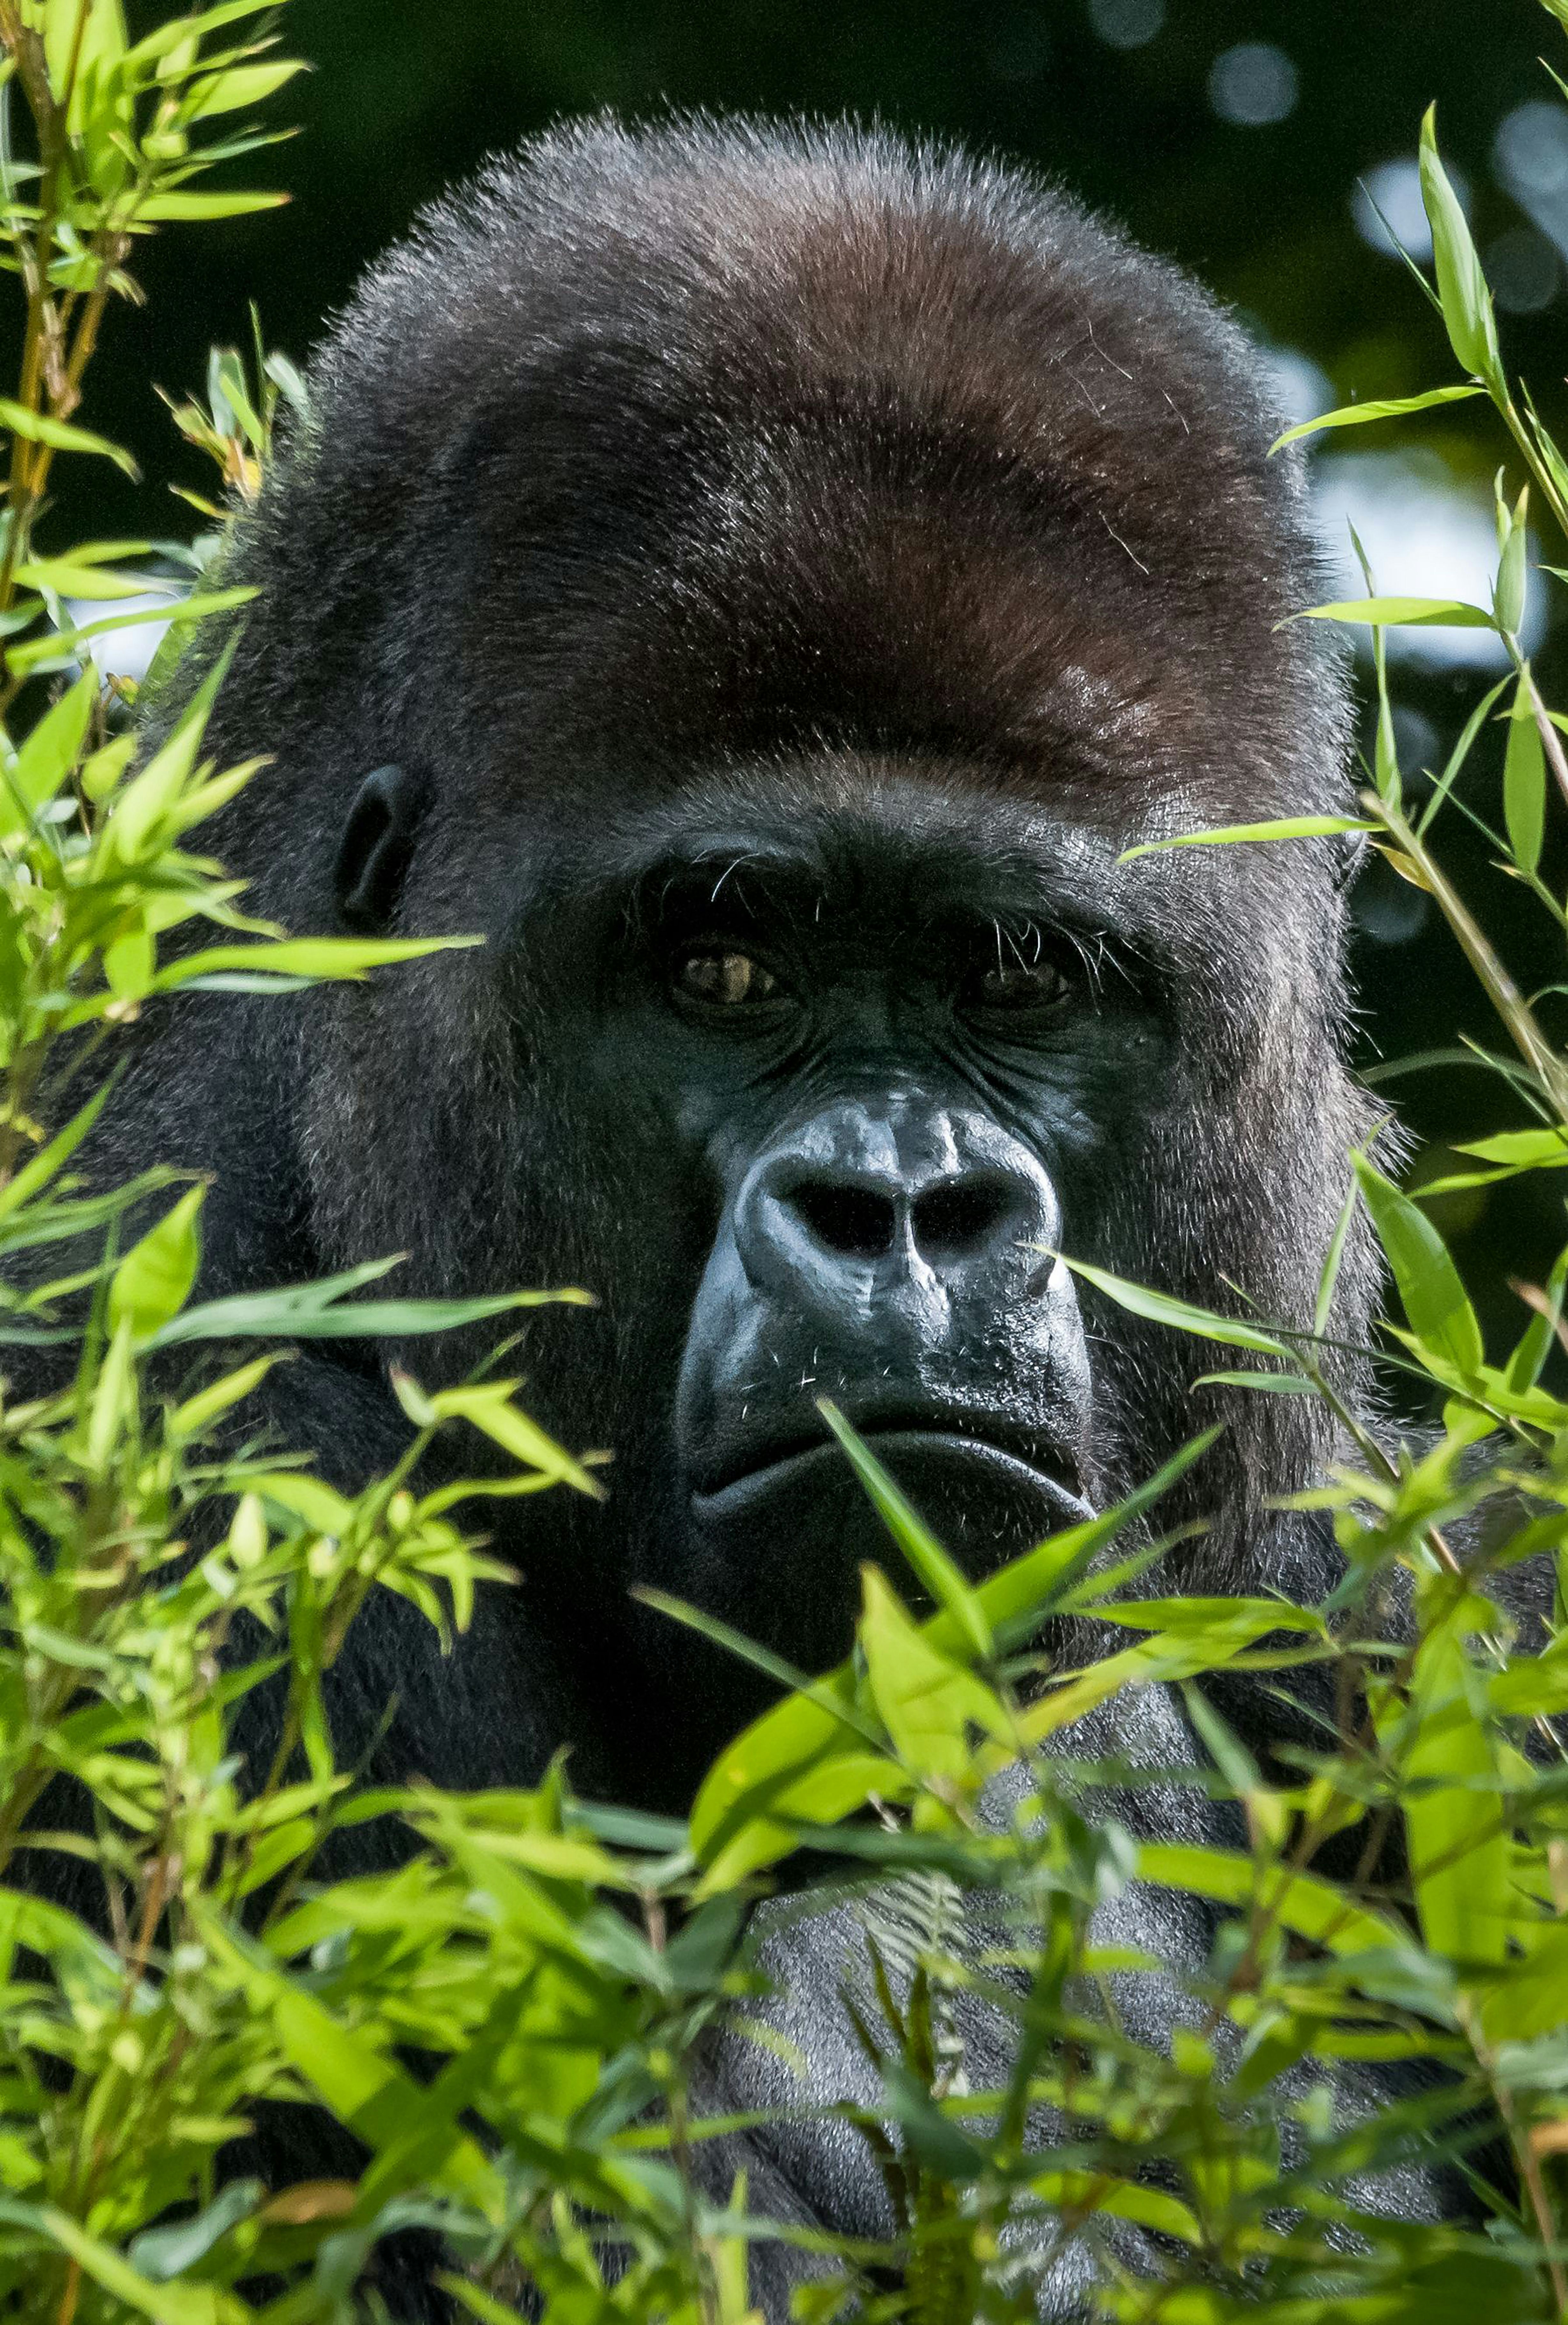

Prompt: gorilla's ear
xmin=335 ymin=764 xmax=428 ymax=931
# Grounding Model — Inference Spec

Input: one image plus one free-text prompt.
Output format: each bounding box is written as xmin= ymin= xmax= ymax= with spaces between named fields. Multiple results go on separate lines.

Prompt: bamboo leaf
xmin=1137 ymin=1842 xmax=1407 ymax=1955
xmin=0 ymin=668 xmax=97 ymax=835
xmin=1269 ymin=381 xmax=1483 ymax=454
xmin=181 ymin=60 xmax=307 ymax=120
xmin=1052 ymin=1253 xmax=1292 ymax=1357
xmin=1402 ymin=1599 xmax=1510 ymax=1965
xmin=858 ymin=1566 xmax=1008 ymax=1785
xmin=819 ymin=1400 xmax=991 ymax=1654
xmin=0 ymin=396 xmax=139 ymax=479
xmin=1120 ymin=814 xmax=1375 ymax=864
xmin=108 ymin=1186 xmax=205 ymax=1339
xmin=1351 ymin=1153 xmax=1483 ymax=1377
xmin=1289 ymin=595 xmax=1494 ymax=629
xmin=133 ymin=189 xmax=289 ymax=220
xmin=1503 ymin=673 xmax=1546 ymax=876
xmin=1419 ymin=105 xmax=1503 ymax=387
xmin=147 ymin=933 xmax=480 ymax=991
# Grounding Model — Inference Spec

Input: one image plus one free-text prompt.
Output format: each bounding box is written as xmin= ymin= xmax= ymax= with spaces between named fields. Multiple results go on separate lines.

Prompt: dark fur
xmin=30 ymin=118 xmax=1424 ymax=2314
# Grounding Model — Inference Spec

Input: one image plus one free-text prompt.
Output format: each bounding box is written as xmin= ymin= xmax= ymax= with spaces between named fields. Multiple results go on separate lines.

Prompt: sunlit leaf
xmin=1120 ymin=814 xmax=1375 ymax=864
xmin=149 ymin=1278 xmax=584 ymax=1351
xmin=181 ymin=60 xmax=308 ymax=119
xmin=1401 ymin=1595 xmax=1510 ymax=1966
xmin=820 ymin=1401 xmax=991 ymax=1652
xmin=1269 ymin=382 xmax=1484 ymax=453
xmin=1289 ymin=594 xmax=1494 ymax=628
xmin=0 ymin=666 xmax=97 ymax=836
xmin=1503 ymin=674 xmax=1546 ymax=877
xmin=108 ymin=1185 xmax=205 ymax=1339
xmin=1137 ymin=1842 xmax=1407 ymax=1955
xmin=147 ymin=932 xmax=480 ymax=990
xmin=0 ymin=396 xmax=139 ymax=478
xmin=1352 ymin=1152 xmax=1483 ymax=1377
xmin=1052 ymin=1253 xmax=1292 ymax=1357
xmin=859 ymin=1565 xmax=1008 ymax=1788
xmin=1420 ymin=104 xmax=1503 ymax=386
xmin=134 ymin=189 xmax=290 ymax=220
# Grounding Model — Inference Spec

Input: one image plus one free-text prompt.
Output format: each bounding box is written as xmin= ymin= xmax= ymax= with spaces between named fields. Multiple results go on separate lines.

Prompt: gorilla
xmin=53 ymin=116 xmax=1429 ymax=2312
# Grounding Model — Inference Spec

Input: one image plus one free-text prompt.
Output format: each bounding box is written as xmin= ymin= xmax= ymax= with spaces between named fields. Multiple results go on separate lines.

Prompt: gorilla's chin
xmin=681 ymin=1430 xmax=1094 ymax=1678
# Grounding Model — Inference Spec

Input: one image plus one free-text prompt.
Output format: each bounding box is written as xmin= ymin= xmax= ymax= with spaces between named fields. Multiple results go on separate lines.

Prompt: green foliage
xmin=7 ymin=3 xmax=1568 ymax=2321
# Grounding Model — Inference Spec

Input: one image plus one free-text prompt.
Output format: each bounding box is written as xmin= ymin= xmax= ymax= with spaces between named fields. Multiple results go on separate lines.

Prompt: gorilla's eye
xmin=674 ymin=948 xmax=779 ymax=1008
xmin=969 ymin=956 xmax=1071 ymax=1013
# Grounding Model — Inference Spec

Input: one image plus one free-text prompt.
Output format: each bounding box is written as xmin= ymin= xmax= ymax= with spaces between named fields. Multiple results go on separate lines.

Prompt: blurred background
xmin=94 ymin=0 xmax=1568 ymax=1340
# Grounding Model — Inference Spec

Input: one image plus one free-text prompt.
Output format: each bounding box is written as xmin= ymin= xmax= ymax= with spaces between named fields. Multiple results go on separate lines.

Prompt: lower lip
xmin=691 ymin=1428 xmax=1093 ymax=1528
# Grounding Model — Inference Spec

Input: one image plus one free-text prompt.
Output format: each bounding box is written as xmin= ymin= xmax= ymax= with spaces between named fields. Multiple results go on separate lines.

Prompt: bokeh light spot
xmin=1209 ymin=43 xmax=1298 ymax=127
xmin=1088 ymin=0 xmax=1165 ymax=52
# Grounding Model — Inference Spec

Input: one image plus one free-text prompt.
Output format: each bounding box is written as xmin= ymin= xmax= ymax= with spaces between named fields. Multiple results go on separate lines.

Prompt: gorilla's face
xmin=341 ymin=763 xmax=1167 ymax=1704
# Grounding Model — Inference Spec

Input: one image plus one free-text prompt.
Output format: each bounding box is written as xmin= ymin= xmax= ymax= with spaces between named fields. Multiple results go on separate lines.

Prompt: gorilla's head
xmin=126 ymin=119 xmax=1374 ymax=1805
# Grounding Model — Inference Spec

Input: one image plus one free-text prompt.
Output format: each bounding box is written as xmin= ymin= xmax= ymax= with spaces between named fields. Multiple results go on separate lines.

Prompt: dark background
xmin=84 ymin=0 xmax=1568 ymax=1345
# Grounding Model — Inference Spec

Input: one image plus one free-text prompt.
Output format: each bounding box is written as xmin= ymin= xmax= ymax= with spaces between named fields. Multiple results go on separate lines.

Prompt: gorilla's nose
xmin=735 ymin=1097 xmax=1058 ymax=1318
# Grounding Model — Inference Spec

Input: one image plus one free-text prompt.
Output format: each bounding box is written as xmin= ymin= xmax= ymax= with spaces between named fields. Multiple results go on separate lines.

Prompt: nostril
xmin=789 ymin=1180 xmax=898 ymax=1260
xmin=912 ymin=1176 xmax=1021 ymax=1260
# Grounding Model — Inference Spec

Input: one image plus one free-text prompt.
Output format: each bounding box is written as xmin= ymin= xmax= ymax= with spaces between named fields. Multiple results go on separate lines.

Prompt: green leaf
xmin=0 ymin=2200 xmax=242 ymax=2324
xmin=690 ymin=1434 xmax=1213 ymax=1888
xmin=0 ymin=1081 xmax=115 ymax=1219
xmin=12 ymin=556 xmax=153 ymax=598
xmin=128 ymin=2180 xmax=262 ymax=2280
xmin=1418 ymin=1125 xmax=1568 ymax=1195
xmin=0 ymin=396 xmax=139 ymax=478
xmin=1269 ymin=382 xmax=1484 ymax=454
xmin=1503 ymin=674 xmax=1546 ymax=877
xmin=1418 ymin=673 xmax=1513 ymax=835
xmin=1190 ymin=1368 xmax=1317 ymax=1394
xmin=108 ymin=1186 xmax=205 ymax=1339
xmin=1093 ymin=1596 xmax=1320 ymax=1637
xmin=1402 ymin=1598 xmax=1510 ymax=1965
xmin=6 ymin=587 xmax=256 ymax=681
xmin=0 ymin=667 xmax=97 ymax=836
xmin=125 ymin=0 xmax=280 ymax=65
xmin=1420 ymin=104 xmax=1503 ymax=386
xmin=1289 ymin=594 xmax=1494 ymax=629
xmin=133 ymin=189 xmax=289 ymax=220
xmin=819 ymin=1401 xmax=991 ymax=1653
xmin=182 ymin=60 xmax=307 ymax=118
xmin=193 ymin=1906 xmax=508 ymax=2223
xmin=147 ymin=933 xmax=480 ymax=990
xmin=1027 ymin=2171 xmax=1201 ymax=2247
xmin=858 ymin=1566 xmax=1007 ymax=1786
xmin=1119 ymin=814 xmax=1375 ymax=864
xmin=1494 ymin=484 xmax=1531 ymax=637
xmin=1052 ymin=1253 xmax=1291 ymax=1357
xmin=1457 ymin=1127 xmax=1568 ymax=1166
xmin=169 ymin=1352 xmax=278 ymax=1435
xmin=148 ymin=1279 xmax=584 ymax=1351
xmin=1351 ymin=1153 xmax=1483 ymax=1377
xmin=418 ymin=1377 xmax=602 ymax=1498
xmin=1136 ymin=1842 xmax=1407 ymax=1955
xmin=966 ymin=1428 xmax=1219 ymax=1651
xmin=1315 ymin=1173 xmax=1361 ymax=1339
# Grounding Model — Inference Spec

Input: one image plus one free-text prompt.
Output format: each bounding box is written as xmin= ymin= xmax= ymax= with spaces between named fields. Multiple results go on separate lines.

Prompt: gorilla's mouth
xmin=691 ymin=1413 xmax=1090 ymax=1528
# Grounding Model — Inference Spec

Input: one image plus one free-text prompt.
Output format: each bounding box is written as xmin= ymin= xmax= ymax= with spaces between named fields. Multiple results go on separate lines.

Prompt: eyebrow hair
xmin=609 ymin=828 xmax=1142 ymax=969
